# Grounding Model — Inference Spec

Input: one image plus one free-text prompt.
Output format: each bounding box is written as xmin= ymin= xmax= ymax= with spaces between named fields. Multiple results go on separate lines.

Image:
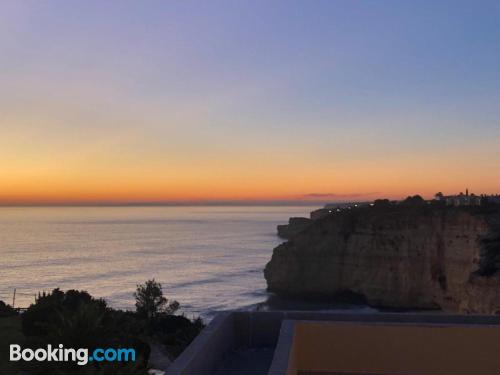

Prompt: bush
xmin=401 ymin=195 xmax=425 ymax=206
xmin=134 ymin=279 xmax=179 ymax=319
xmin=15 ymin=284 xmax=203 ymax=373
xmin=153 ymin=314 xmax=205 ymax=358
xmin=22 ymin=289 xmax=106 ymax=337
xmin=0 ymin=300 xmax=18 ymax=317
xmin=373 ymin=199 xmax=392 ymax=208
xmin=21 ymin=289 xmax=151 ymax=373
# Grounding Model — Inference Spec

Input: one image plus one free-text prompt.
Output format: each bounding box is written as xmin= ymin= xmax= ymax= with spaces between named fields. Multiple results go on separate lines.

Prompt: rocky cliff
xmin=264 ymin=206 xmax=500 ymax=314
xmin=277 ymin=217 xmax=312 ymax=239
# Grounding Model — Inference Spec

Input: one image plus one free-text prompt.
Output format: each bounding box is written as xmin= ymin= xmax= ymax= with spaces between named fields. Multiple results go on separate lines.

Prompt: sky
xmin=1 ymin=0 xmax=500 ymax=205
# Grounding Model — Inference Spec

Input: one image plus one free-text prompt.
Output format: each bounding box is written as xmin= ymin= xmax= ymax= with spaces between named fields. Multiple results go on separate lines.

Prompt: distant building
xmin=483 ymin=194 xmax=500 ymax=204
xmin=436 ymin=189 xmax=482 ymax=207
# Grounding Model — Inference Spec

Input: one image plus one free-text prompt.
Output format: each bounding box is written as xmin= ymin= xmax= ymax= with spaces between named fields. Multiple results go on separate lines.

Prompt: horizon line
xmin=0 ymin=199 xmax=375 ymax=208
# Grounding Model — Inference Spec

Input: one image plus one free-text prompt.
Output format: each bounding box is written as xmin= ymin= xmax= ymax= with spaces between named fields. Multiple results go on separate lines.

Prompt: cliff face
xmin=277 ymin=217 xmax=312 ymax=239
xmin=264 ymin=207 xmax=500 ymax=314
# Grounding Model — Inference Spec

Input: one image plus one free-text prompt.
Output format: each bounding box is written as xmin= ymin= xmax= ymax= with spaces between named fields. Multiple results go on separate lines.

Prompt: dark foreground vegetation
xmin=0 ymin=280 xmax=204 ymax=374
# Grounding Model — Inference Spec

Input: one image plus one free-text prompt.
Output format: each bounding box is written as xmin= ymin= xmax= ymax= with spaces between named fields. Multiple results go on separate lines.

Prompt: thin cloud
xmin=302 ymin=192 xmax=380 ymax=199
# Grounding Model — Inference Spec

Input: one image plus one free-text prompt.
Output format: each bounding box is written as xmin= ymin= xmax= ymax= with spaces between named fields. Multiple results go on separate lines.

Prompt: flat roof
xmin=165 ymin=311 xmax=500 ymax=375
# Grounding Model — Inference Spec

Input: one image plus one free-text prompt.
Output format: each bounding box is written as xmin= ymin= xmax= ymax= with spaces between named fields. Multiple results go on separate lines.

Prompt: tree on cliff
xmin=402 ymin=195 xmax=425 ymax=206
xmin=373 ymin=199 xmax=392 ymax=208
xmin=134 ymin=279 xmax=179 ymax=319
xmin=0 ymin=300 xmax=17 ymax=317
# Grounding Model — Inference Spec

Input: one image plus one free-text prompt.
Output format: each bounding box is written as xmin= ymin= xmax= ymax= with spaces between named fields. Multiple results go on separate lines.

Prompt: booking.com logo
xmin=10 ymin=344 xmax=136 ymax=366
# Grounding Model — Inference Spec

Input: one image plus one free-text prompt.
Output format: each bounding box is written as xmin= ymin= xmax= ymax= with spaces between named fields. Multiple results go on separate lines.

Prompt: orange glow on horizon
xmin=2 ymin=159 xmax=499 ymax=206
xmin=2 ymin=102 xmax=500 ymax=206
xmin=2 ymin=2 xmax=500 ymax=206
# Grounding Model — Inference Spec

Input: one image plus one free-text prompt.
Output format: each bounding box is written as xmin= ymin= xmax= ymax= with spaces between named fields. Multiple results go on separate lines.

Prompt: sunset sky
xmin=1 ymin=1 xmax=500 ymax=205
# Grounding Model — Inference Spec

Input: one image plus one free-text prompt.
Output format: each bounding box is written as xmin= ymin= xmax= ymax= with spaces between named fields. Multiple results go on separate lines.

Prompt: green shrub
xmin=134 ymin=279 xmax=179 ymax=319
xmin=22 ymin=289 xmax=106 ymax=337
xmin=0 ymin=300 xmax=18 ymax=317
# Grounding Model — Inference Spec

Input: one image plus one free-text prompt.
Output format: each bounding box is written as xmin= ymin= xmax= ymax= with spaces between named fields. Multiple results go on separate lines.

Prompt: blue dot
xmin=89 ymin=356 xmax=93 ymax=362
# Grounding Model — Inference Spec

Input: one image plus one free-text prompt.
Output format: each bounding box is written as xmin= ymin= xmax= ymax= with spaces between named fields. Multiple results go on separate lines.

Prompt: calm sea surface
xmin=0 ymin=206 xmax=318 ymax=320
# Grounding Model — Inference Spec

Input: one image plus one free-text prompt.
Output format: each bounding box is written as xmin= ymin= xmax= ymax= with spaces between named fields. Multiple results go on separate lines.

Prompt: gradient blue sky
xmin=1 ymin=1 xmax=500 ymax=203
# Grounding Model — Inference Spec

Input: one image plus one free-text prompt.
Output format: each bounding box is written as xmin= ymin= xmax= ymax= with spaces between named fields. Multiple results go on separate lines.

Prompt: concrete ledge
xmin=165 ymin=311 xmax=500 ymax=375
xmin=165 ymin=312 xmax=235 ymax=375
xmin=267 ymin=320 xmax=295 ymax=375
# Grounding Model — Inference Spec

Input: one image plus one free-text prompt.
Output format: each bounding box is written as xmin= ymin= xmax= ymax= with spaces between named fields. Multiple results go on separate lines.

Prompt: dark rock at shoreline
xmin=265 ymin=205 xmax=500 ymax=314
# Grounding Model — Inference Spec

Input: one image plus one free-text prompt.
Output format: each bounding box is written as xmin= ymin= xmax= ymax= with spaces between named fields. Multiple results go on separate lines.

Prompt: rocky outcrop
xmin=264 ymin=206 xmax=500 ymax=314
xmin=277 ymin=217 xmax=312 ymax=239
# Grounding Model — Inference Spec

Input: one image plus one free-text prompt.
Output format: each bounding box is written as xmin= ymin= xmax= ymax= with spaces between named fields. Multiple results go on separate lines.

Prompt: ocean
xmin=0 ymin=205 xmax=319 ymax=320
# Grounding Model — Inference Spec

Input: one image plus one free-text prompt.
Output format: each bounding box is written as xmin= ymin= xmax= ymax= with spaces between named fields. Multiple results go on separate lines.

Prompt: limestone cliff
xmin=264 ymin=206 xmax=500 ymax=314
xmin=277 ymin=217 xmax=312 ymax=239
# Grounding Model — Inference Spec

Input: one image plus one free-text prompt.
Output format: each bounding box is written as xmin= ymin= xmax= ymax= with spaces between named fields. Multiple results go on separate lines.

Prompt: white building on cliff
xmin=435 ymin=189 xmax=482 ymax=207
